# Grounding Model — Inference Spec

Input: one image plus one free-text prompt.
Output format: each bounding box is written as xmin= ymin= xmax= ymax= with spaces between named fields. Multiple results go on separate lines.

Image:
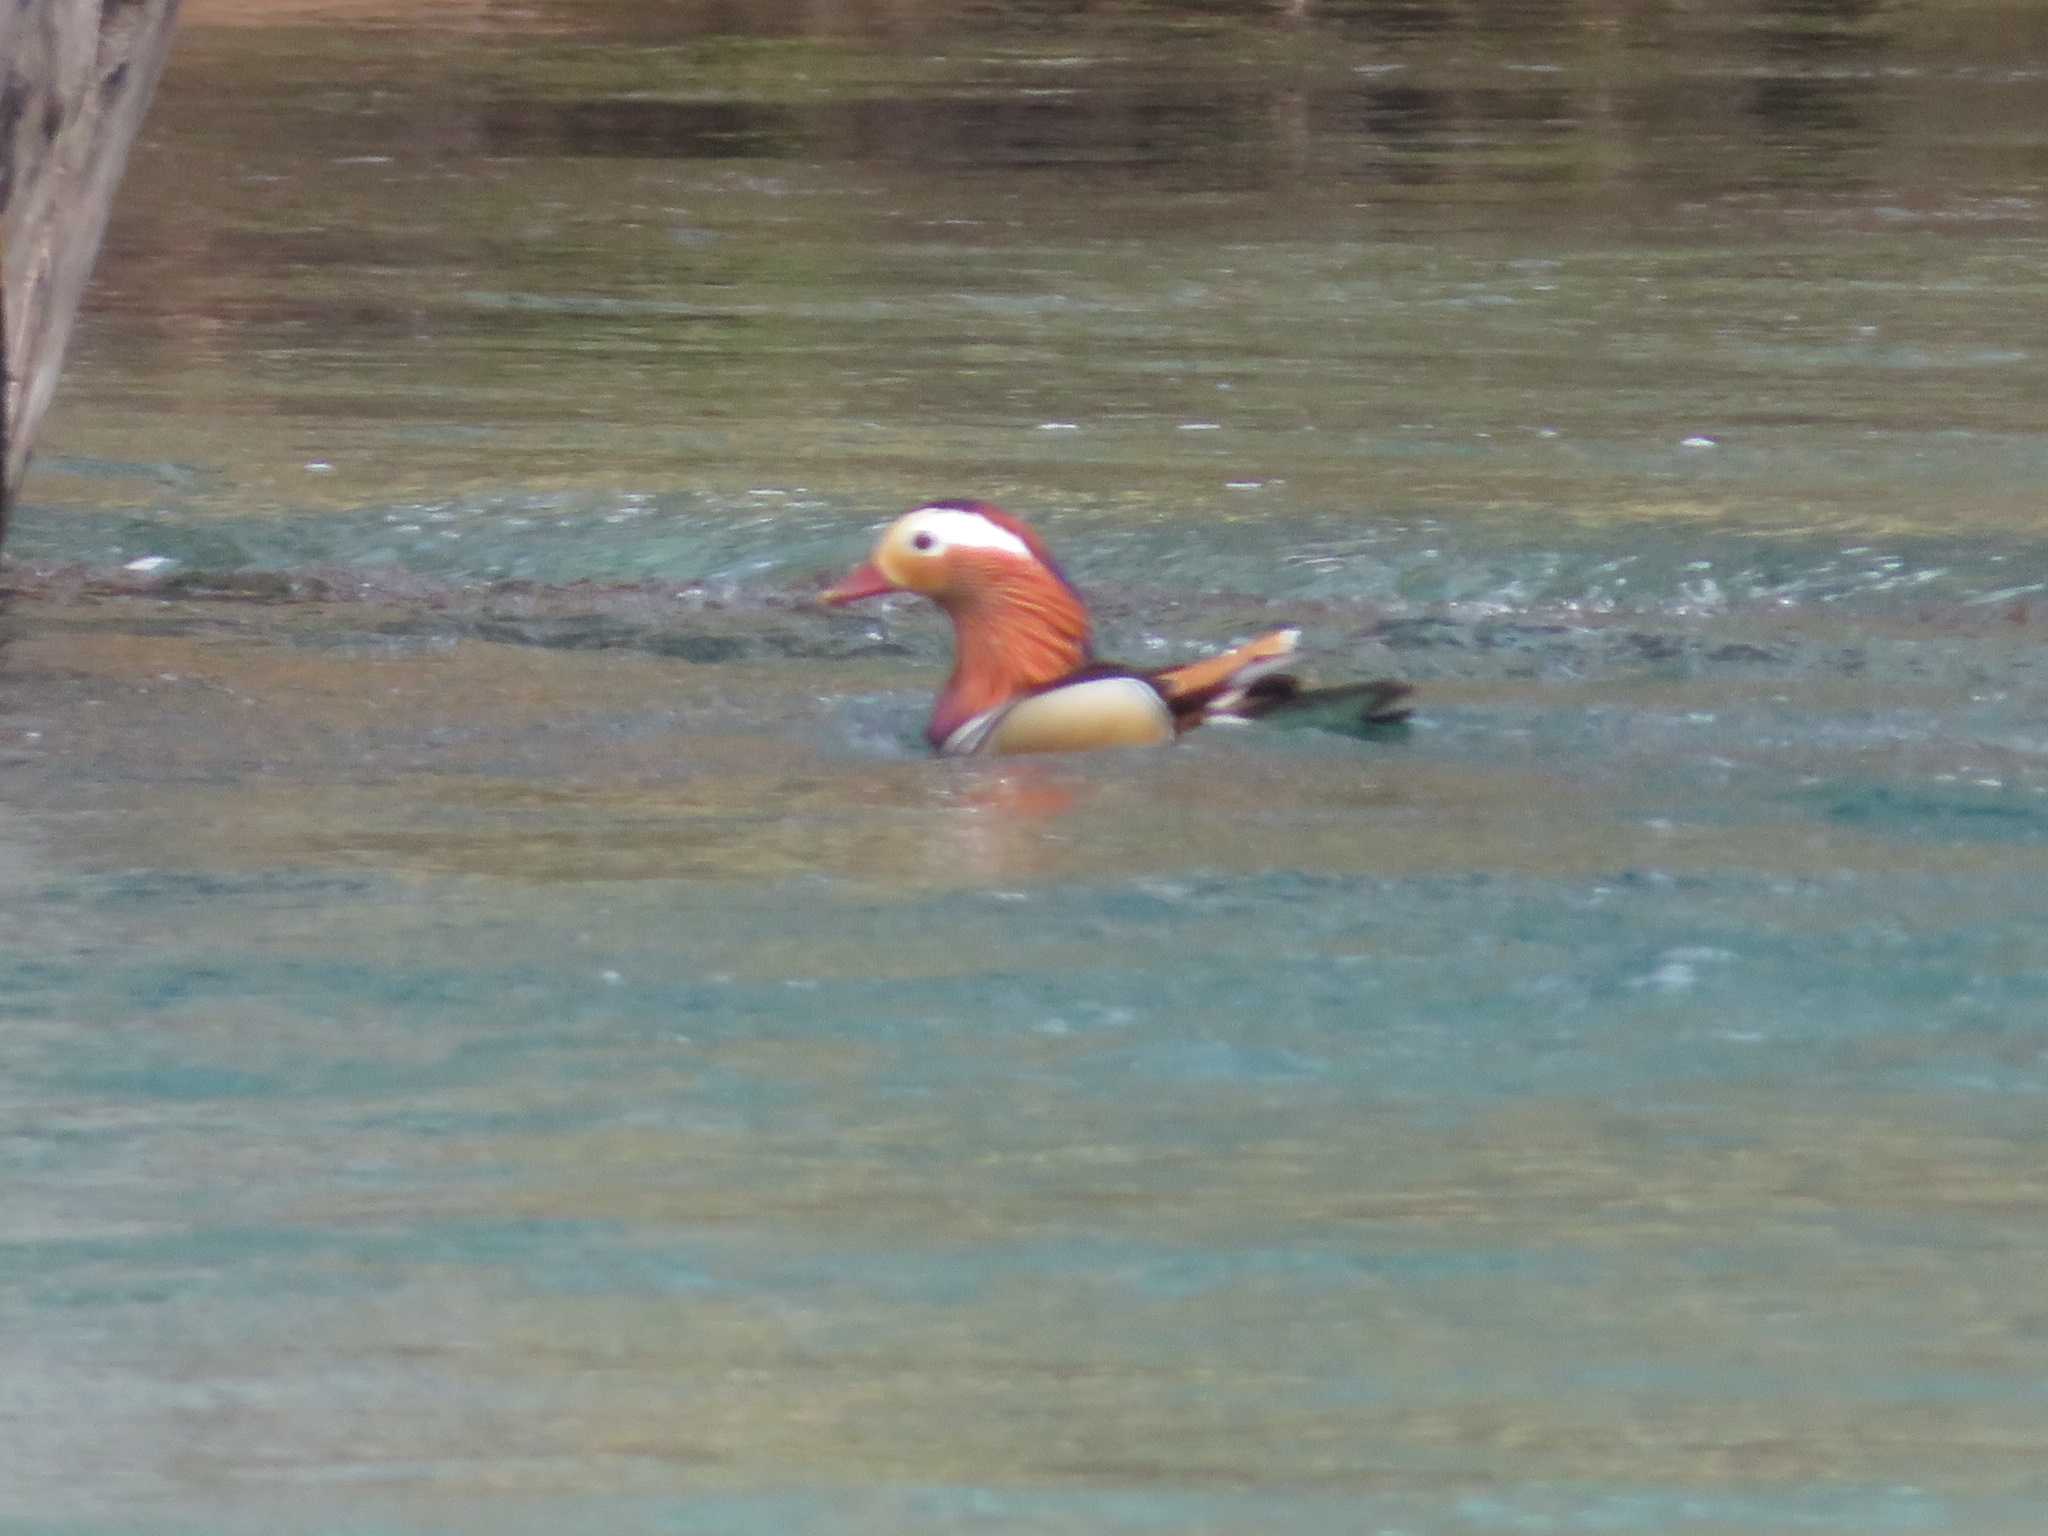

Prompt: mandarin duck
xmin=822 ymin=500 xmax=1412 ymax=756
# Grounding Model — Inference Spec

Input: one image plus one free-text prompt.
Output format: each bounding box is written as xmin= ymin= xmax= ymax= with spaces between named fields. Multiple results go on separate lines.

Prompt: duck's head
xmin=822 ymin=500 xmax=1096 ymax=746
xmin=821 ymin=500 xmax=1079 ymax=614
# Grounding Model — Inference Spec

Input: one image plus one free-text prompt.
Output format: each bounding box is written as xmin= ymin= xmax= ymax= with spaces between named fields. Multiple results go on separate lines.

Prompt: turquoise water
xmin=6 ymin=1 xmax=2048 ymax=1530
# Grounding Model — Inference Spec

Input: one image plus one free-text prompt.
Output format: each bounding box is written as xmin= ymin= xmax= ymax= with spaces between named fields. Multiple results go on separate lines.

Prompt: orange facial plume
xmin=822 ymin=500 xmax=1411 ymax=756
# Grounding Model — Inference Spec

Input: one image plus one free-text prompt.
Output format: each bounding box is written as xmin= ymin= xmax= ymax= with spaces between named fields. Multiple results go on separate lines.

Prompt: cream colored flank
xmin=943 ymin=676 xmax=1175 ymax=756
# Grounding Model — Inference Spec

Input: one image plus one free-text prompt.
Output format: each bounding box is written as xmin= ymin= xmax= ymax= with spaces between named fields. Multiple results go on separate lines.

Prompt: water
xmin=5 ymin=1 xmax=2048 ymax=1530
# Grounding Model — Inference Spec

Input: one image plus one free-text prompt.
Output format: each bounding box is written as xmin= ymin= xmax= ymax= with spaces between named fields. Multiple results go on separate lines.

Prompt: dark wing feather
xmin=1235 ymin=677 xmax=1414 ymax=728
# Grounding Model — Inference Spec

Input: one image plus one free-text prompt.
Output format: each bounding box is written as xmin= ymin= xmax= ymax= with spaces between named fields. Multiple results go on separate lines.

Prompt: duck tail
xmin=1152 ymin=628 xmax=1413 ymax=731
xmin=1232 ymin=676 xmax=1415 ymax=728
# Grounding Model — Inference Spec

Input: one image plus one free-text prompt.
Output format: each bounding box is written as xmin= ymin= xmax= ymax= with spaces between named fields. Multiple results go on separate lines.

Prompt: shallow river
xmin=5 ymin=2 xmax=2048 ymax=1531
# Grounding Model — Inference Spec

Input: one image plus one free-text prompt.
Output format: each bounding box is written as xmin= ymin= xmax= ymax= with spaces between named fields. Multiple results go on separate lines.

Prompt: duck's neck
xmin=930 ymin=582 xmax=1092 ymax=747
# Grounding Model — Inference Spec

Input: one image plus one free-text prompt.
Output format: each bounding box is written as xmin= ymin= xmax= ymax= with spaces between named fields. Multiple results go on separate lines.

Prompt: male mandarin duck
xmin=822 ymin=499 xmax=1412 ymax=756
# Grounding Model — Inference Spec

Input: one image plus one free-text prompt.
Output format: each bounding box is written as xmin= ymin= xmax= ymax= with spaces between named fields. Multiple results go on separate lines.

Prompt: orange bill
xmin=820 ymin=559 xmax=898 ymax=606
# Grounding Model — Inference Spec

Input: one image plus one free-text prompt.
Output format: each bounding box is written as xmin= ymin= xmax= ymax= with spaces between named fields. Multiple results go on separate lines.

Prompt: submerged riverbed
xmin=5 ymin=1 xmax=2048 ymax=1532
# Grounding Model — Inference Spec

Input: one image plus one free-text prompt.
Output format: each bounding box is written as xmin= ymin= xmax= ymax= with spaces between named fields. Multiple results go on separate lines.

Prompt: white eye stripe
xmin=904 ymin=507 xmax=1032 ymax=559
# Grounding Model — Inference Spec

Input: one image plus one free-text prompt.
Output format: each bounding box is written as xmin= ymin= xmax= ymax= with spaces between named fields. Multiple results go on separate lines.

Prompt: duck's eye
xmin=910 ymin=531 xmax=936 ymax=552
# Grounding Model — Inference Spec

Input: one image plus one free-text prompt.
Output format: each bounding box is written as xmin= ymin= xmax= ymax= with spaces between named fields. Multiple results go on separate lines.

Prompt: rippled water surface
xmin=6 ymin=1 xmax=2048 ymax=1531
